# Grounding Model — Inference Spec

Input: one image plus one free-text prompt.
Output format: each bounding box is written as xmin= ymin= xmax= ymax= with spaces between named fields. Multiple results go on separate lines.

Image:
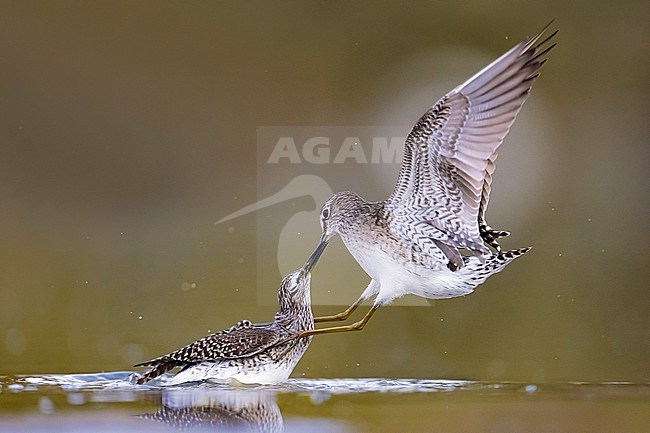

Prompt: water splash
xmin=1 ymin=373 xmax=648 ymax=433
xmin=5 ymin=372 xmax=476 ymax=394
xmin=3 ymin=372 xmax=648 ymax=396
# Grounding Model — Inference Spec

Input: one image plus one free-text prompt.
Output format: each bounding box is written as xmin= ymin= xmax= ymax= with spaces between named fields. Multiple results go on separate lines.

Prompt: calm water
xmin=1 ymin=373 xmax=648 ymax=432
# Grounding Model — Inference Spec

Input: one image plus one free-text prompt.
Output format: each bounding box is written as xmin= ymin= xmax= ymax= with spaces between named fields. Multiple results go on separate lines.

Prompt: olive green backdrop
xmin=0 ymin=1 xmax=647 ymax=382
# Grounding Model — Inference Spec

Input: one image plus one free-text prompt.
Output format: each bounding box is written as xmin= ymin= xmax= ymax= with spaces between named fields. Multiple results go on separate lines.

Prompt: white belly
xmin=165 ymin=360 xmax=295 ymax=386
xmin=347 ymin=240 xmax=474 ymax=304
xmin=162 ymin=339 xmax=311 ymax=386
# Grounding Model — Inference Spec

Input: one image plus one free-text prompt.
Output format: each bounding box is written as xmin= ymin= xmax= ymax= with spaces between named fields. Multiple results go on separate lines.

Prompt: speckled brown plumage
xmin=134 ymin=269 xmax=314 ymax=385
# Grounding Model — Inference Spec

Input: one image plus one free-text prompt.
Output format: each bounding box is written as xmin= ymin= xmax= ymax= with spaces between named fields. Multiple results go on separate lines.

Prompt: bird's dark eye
xmin=322 ymin=207 xmax=330 ymax=219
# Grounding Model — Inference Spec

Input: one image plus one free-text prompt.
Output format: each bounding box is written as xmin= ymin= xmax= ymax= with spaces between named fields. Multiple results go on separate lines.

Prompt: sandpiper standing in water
xmin=302 ymin=24 xmax=557 ymax=336
xmin=133 ymin=246 xmax=324 ymax=385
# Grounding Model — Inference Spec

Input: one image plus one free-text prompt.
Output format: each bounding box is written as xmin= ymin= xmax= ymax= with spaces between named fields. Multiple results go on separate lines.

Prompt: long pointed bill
xmin=303 ymin=235 xmax=329 ymax=273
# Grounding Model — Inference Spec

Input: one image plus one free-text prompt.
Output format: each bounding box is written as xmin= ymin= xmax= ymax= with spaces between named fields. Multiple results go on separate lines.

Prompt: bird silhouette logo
xmin=216 ymin=174 xmax=334 ymax=280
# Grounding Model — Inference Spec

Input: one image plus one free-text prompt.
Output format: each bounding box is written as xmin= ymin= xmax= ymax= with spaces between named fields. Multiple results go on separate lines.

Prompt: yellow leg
xmin=314 ymin=296 xmax=365 ymax=323
xmin=302 ymin=305 xmax=380 ymax=337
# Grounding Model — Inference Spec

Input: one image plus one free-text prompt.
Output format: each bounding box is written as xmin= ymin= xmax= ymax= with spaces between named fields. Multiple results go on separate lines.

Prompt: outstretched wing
xmin=385 ymin=24 xmax=556 ymax=263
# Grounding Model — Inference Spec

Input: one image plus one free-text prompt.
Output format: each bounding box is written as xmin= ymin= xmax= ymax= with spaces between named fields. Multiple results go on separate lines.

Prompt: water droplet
xmin=38 ymin=396 xmax=55 ymax=414
xmin=309 ymin=391 xmax=330 ymax=405
xmin=138 ymin=315 xmax=143 ymax=320
xmin=524 ymin=384 xmax=537 ymax=393
xmin=67 ymin=393 xmax=85 ymax=405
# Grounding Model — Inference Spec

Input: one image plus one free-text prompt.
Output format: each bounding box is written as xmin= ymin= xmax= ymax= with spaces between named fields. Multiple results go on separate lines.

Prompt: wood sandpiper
xmin=302 ymin=24 xmax=557 ymax=337
xmin=133 ymin=247 xmax=324 ymax=385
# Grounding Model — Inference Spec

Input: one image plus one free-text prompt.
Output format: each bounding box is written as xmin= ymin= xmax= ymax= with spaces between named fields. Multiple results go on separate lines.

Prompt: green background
xmin=1 ymin=0 xmax=647 ymax=384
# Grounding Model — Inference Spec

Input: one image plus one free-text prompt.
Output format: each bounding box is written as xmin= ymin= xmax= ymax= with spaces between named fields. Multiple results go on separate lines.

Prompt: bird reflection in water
xmin=139 ymin=387 xmax=282 ymax=433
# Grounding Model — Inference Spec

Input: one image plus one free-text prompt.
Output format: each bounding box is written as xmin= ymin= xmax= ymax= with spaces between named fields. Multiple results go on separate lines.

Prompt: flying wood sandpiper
xmin=302 ymin=24 xmax=557 ymax=336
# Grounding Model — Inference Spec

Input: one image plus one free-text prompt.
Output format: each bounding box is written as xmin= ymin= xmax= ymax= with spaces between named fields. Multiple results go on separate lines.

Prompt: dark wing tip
xmin=524 ymin=21 xmax=558 ymax=49
xmin=527 ymin=30 xmax=558 ymax=60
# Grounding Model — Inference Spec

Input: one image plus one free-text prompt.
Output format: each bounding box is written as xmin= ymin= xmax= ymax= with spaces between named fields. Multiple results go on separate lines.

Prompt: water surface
xmin=1 ymin=373 xmax=648 ymax=432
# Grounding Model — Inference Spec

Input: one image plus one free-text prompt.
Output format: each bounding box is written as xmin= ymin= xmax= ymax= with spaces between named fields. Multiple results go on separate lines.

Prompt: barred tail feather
xmin=479 ymin=222 xmax=511 ymax=251
xmin=414 ymin=246 xmax=530 ymax=300
xmin=135 ymin=358 xmax=181 ymax=385
xmin=460 ymin=246 xmax=531 ymax=286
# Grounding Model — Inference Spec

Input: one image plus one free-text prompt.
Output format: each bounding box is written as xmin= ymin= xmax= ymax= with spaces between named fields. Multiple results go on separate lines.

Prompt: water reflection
xmin=1 ymin=374 xmax=648 ymax=432
xmin=140 ymin=387 xmax=283 ymax=433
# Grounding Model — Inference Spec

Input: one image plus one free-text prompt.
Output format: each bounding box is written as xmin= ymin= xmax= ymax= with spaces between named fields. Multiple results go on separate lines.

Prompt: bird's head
xmin=305 ymin=191 xmax=364 ymax=272
xmin=277 ymin=268 xmax=312 ymax=310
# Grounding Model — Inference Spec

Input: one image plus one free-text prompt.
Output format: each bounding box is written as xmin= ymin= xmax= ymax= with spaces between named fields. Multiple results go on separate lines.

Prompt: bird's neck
xmin=337 ymin=200 xmax=386 ymax=236
xmin=277 ymin=291 xmax=310 ymax=313
xmin=275 ymin=301 xmax=313 ymax=332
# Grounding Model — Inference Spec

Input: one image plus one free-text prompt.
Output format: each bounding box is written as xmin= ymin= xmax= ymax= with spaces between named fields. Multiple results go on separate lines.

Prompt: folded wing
xmin=134 ymin=321 xmax=285 ymax=384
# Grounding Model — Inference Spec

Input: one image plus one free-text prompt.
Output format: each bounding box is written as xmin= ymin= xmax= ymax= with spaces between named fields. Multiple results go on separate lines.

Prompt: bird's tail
xmin=460 ymin=246 xmax=531 ymax=287
xmin=479 ymin=222 xmax=511 ymax=251
xmin=417 ymin=246 xmax=530 ymax=300
xmin=133 ymin=358 xmax=180 ymax=385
